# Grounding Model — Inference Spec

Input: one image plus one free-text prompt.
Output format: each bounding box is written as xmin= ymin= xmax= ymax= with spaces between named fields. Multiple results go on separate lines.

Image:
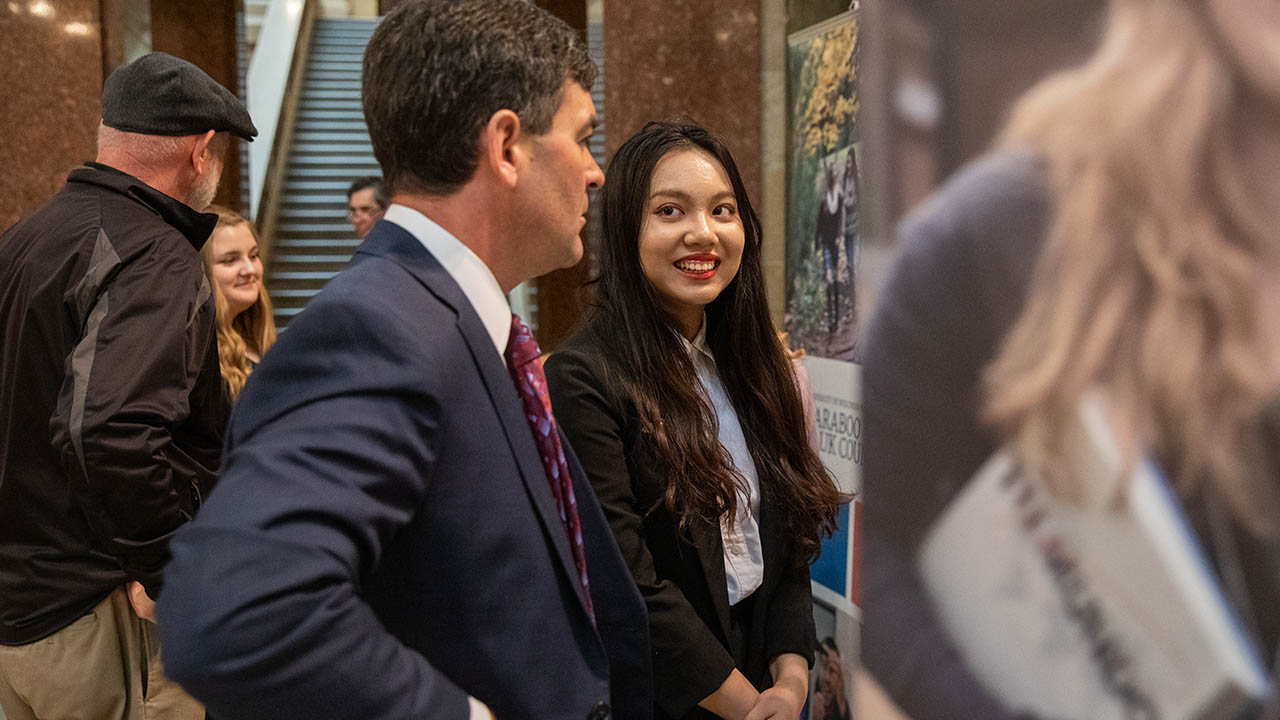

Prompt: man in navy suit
xmin=155 ymin=1 xmax=651 ymax=718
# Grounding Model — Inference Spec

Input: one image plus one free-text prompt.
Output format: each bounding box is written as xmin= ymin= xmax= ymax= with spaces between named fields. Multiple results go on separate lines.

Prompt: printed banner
xmin=787 ymin=9 xmax=860 ymax=720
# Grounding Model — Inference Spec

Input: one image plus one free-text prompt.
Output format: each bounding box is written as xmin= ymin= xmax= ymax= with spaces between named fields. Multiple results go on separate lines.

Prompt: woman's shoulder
xmin=545 ymin=329 xmax=637 ymax=429
xmin=545 ymin=329 xmax=609 ymax=379
xmin=897 ymin=150 xmax=1050 ymax=264
xmin=876 ymin=150 xmax=1052 ymax=355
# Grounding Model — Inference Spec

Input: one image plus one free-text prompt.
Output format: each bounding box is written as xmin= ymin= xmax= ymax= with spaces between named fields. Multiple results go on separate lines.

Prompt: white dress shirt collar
xmin=682 ymin=314 xmax=713 ymax=360
xmin=382 ymin=204 xmax=511 ymax=359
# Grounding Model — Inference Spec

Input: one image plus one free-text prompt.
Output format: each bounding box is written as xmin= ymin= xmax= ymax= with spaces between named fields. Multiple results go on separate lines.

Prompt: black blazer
xmin=157 ymin=222 xmax=651 ymax=720
xmin=546 ymin=333 xmax=817 ymax=720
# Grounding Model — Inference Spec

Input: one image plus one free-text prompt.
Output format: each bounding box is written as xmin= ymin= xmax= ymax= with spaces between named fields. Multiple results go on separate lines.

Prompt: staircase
xmin=266 ymin=17 xmax=381 ymax=328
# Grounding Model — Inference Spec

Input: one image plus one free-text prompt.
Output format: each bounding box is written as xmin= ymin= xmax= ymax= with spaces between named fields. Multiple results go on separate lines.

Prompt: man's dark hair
xmin=346 ymin=176 xmax=388 ymax=209
xmin=362 ymin=0 xmax=595 ymax=196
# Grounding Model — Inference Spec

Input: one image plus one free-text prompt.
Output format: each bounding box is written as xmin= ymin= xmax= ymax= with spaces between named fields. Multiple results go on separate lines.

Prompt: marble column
xmin=0 ymin=0 xmax=105 ymax=230
xmin=603 ymin=0 xmax=762 ymax=202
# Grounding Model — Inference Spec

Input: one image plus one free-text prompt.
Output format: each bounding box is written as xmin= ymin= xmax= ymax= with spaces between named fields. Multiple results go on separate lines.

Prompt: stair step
xmin=272 ymin=242 xmax=362 ymax=256
xmin=279 ymin=193 xmax=362 ymax=205
xmin=273 ymin=308 xmax=305 ymax=325
xmin=304 ymin=71 xmax=363 ymax=82
xmin=306 ymin=48 xmax=367 ymax=58
xmin=286 ymin=170 xmax=381 ymax=184
xmin=276 ymin=221 xmax=360 ymax=233
xmin=303 ymin=80 xmax=363 ymax=90
xmin=295 ymin=111 xmax=366 ymax=120
xmin=307 ymin=60 xmax=364 ymax=71
xmin=292 ymin=144 xmax=376 ymax=155
xmin=294 ymin=118 xmax=368 ymax=129
xmin=267 ymin=288 xmax=333 ymax=298
xmin=280 ymin=180 xmax=364 ymax=192
xmin=272 ymin=233 xmax=362 ymax=243
xmin=269 ymin=260 xmax=351 ymax=274
xmin=265 ymin=270 xmax=342 ymax=286
xmin=298 ymin=103 xmax=364 ymax=113
xmin=311 ymin=35 xmax=373 ymax=43
xmin=313 ymin=31 xmax=377 ymax=40
xmin=315 ymin=26 xmax=379 ymax=34
xmin=287 ymin=154 xmax=380 ymax=165
xmin=275 ymin=206 xmax=357 ymax=219
xmin=299 ymin=93 xmax=363 ymax=102
xmin=291 ymin=131 xmax=371 ymax=143
xmin=274 ymin=234 xmax=358 ymax=244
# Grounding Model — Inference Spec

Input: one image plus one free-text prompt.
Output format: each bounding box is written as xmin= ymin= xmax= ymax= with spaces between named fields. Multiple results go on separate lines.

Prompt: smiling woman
xmin=638 ymin=147 xmax=746 ymax=338
xmin=200 ymin=206 xmax=276 ymax=403
xmin=545 ymin=119 xmax=846 ymax=720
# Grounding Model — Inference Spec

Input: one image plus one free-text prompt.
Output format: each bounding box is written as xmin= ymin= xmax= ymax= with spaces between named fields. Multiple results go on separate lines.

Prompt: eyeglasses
xmin=346 ymin=205 xmax=381 ymax=219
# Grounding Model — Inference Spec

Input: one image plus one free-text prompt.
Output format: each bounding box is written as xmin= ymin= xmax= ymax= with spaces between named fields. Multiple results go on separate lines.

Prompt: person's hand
xmin=746 ymin=652 xmax=809 ymax=720
xmin=743 ymin=676 xmax=806 ymax=720
xmin=126 ymin=581 xmax=156 ymax=623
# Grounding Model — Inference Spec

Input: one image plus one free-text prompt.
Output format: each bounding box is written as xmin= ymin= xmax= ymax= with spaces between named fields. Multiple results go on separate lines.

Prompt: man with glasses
xmin=346 ymin=175 xmax=388 ymax=238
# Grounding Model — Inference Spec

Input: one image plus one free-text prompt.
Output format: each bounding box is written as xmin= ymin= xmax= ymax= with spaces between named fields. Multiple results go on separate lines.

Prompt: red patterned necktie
xmin=504 ymin=314 xmax=594 ymax=620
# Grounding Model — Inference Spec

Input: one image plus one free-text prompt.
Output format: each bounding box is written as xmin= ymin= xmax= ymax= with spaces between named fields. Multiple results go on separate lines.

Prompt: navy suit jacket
xmin=157 ymin=221 xmax=652 ymax=720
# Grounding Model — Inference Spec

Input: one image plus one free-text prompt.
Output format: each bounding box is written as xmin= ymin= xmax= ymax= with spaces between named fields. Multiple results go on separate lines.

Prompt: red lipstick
xmin=673 ymin=253 xmax=720 ymax=280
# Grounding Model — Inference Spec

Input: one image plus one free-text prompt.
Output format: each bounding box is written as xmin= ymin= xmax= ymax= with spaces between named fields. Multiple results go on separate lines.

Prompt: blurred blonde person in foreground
xmin=861 ymin=0 xmax=1280 ymax=717
xmin=201 ymin=206 xmax=276 ymax=403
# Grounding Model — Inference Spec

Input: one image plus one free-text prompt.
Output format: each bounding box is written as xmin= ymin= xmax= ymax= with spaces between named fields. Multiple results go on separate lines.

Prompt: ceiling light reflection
xmin=28 ymin=0 xmax=52 ymax=17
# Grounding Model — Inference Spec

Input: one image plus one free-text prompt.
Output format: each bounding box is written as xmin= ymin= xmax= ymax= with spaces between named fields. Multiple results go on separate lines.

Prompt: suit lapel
xmin=355 ymin=225 xmax=589 ymax=618
xmin=690 ymin=517 xmax=732 ymax=642
xmin=695 ymin=478 xmax=786 ymax=644
xmin=456 ymin=320 xmax=587 ymax=612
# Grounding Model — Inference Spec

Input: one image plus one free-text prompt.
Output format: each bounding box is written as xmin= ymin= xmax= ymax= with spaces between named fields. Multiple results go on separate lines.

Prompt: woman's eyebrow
xmin=649 ymin=188 xmax=693 ymax=202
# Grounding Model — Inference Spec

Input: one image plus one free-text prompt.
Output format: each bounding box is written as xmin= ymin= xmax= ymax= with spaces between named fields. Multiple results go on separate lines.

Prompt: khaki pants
xmin=0 ymin=587 xmax=202 ymax=720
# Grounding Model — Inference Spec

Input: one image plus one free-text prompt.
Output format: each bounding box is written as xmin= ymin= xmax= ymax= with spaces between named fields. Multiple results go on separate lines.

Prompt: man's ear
xmin=482 ymin=110 xmax=524 ymax=189
xmin=190 ymin=129 xmax=218 ymax=175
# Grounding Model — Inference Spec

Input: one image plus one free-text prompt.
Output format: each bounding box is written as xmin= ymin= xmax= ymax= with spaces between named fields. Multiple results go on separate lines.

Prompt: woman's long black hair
xmin=582 ymin=118 xmax=844 ymax=563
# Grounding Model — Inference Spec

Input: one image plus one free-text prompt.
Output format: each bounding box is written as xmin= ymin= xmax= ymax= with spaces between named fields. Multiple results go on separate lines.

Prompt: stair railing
xmin=246 ymin=0 xmax=319 ymax=255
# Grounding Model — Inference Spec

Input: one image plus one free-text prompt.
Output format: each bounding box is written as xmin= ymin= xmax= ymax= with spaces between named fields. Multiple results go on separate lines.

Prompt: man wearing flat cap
xmin=0 ymin=51 xmax=256 ymax=720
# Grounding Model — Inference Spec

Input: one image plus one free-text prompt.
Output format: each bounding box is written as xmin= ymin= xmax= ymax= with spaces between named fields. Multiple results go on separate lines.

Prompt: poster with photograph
xmin=788 ymin=10 xmax=860 ymax=719
xmin=786 ymin=10 xmax=859 ymax=363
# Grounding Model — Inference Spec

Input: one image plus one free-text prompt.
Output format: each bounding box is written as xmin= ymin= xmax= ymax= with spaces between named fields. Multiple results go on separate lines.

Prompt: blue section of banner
xmin=811 ymin=502 xmax=849 ymax=596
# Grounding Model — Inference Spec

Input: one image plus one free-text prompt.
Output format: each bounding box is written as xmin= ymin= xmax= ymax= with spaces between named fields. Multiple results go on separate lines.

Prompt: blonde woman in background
xmin=862 ymin=0 xmax=1280 ymax=717
xmin=201 ymin=206 xmax=276 ymax=403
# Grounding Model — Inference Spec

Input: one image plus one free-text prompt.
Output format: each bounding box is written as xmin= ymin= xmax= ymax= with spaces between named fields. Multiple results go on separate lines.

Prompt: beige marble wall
xmin=0 ymin=0 xmax=104 ymax=230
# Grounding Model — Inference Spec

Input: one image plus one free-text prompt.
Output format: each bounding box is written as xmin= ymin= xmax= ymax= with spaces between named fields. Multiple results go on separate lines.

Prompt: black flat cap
xmin=102 ymin=51 xmax=258 ymax=141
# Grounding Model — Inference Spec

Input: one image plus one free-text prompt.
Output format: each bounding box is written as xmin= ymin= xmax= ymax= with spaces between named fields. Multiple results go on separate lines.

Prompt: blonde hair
xmin=201 ymin=206 xmax=277 ymax=403
xmin=984 ymin=0 xmax=1277 ymax=534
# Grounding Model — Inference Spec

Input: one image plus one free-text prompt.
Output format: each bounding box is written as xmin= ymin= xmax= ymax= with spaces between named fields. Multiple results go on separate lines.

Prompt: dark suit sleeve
xmin=155 ymin=297 xmax=470 ymax=720
xmin=546 ymin=350 xmax=737 ymax=718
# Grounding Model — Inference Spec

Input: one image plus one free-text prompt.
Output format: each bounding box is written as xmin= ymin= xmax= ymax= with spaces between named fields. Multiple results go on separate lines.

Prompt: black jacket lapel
xmin=689 ymin=517 xmax=732 ymax=641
